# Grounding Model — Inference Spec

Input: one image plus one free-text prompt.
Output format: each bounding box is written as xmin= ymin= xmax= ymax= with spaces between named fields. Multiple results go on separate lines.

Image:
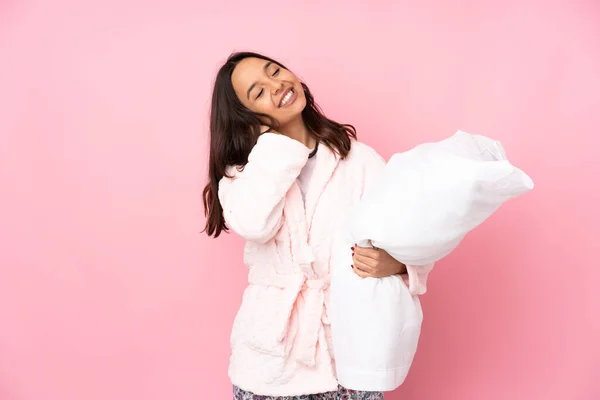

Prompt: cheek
xmin=242 ymin=97 xmax=268 ymax=114
xmin=297 ymin=93 xmax=307 ymax=109
xmin=256 ymin=99 xmax=277 ymax=115
xmin=283 ymin=71 xmax=299 ymax=82
xmin=288 ymin=94 xmax=307 ymax=115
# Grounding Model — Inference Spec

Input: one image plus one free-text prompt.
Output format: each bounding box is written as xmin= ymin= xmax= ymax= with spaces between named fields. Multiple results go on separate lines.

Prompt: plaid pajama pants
xmin=233 ymin=385 xmax=384 ymax=399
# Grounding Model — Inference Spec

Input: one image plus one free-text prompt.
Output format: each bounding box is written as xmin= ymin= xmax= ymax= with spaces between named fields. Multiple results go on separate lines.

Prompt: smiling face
xmin=231 ymin=57 xmax=307 ymax=129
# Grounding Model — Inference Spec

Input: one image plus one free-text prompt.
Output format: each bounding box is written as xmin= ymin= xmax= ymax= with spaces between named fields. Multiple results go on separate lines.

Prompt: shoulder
xmin=345 ymin=139 xmax=386 ymax=167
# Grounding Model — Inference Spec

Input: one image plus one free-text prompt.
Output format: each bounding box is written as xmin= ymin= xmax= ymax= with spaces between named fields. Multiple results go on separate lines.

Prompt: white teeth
xmin=280 ymin=89 xmax=293 ymax=107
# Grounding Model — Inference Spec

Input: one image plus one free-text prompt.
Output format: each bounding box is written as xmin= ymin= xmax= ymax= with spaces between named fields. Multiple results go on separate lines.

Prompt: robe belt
xmin=247 ymin=268 xmax=330 ymax=366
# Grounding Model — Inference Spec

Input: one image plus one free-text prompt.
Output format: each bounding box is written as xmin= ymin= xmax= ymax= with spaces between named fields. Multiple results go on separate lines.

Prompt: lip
xmin=278 ymin=87 xmax=297 ymax=108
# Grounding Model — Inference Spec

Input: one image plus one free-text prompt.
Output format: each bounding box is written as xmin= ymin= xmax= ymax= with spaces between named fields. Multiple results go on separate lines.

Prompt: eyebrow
xmin=246 ymin=61 xmax=273 ymax=100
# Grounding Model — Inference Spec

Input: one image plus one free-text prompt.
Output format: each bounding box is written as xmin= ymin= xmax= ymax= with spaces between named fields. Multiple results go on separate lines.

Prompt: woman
xmin=203 ymin=52 xmax=432 ymax=399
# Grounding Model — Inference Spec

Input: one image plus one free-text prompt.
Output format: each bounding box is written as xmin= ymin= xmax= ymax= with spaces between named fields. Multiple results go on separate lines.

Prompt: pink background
xmin=1 ymin=1 xmax=599 ymax=399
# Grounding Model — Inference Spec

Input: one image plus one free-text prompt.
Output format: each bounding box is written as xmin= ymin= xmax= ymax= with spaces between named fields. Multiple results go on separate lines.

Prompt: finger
xmin=353 ymin=245 xmax=380 ymax=261
xmin=369 ymin=240 xmax=380 ymax=251
xmin=353 ymin=259 xmax=375 ymax=275
xmin=352 ymin=265 xmax=371 ymax=279
xmin=352 ymin=253 xmax=377 ymax=269
xmin=351 ymin=258 xmax=372 ymax=273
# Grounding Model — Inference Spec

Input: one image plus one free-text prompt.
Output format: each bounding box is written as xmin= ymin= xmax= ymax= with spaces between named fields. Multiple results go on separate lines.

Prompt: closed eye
xmin=255 ymin=67 xmax=280 ymax=100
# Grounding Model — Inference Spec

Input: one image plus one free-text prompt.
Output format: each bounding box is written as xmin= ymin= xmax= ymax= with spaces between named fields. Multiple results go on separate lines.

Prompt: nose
xmin=269 ymin=80 xmax=284 ymax=95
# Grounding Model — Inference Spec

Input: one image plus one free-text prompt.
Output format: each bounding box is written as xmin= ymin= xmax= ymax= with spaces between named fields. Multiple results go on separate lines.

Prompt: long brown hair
xmin=203 ymin=51 xmax=357 ymax=238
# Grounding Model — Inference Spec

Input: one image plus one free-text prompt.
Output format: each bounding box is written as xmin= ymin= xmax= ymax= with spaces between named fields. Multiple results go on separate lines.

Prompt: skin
xmin=351 ymin=243 xmax=407 ymax=278
xmin=231 ymin=57 xmax=406 ymax=279
xmin=231 ymin=57 xmax=315 ymax=148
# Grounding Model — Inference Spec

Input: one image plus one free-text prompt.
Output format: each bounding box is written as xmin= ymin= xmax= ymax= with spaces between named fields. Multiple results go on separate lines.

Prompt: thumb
xmin=369 ymin=240 xmax=380 ymax=251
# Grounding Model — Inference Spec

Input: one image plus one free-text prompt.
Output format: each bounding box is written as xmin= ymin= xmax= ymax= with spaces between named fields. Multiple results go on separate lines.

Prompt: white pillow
xmin=348 ymin=130 xmax=534 ymax=265
xmin=330 ymin=130 xmax=534 ymax=392
xmin=330 ymin=236 xmax=423 ymax=392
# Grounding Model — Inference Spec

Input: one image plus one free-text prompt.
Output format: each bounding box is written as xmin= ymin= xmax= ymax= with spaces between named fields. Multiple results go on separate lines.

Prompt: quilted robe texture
xmin=219 ymin=133 xmax=431 ymax=396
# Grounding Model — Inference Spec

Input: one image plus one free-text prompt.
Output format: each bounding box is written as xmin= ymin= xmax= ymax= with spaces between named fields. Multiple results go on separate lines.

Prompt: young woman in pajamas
xmin=203 ymin=52 xmax=432 ymax=399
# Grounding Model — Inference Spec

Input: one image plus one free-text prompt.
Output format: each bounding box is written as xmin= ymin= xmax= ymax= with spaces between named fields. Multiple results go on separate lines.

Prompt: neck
xmin=281 ymin=117 xmax=316 ymax=149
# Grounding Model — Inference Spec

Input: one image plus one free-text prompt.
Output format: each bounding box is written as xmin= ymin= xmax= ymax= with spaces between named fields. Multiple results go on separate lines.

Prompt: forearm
xmin=219 ymin=133 xmax=310 ymax=243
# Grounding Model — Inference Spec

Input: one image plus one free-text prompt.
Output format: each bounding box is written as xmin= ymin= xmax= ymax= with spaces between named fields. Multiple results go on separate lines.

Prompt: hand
xmin=351 ymin=243 xmax=407 ymax=279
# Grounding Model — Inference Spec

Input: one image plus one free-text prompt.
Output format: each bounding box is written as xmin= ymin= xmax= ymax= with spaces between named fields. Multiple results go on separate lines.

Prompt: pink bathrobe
xmin=219 ymin=133 xmax=431 ymax=396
